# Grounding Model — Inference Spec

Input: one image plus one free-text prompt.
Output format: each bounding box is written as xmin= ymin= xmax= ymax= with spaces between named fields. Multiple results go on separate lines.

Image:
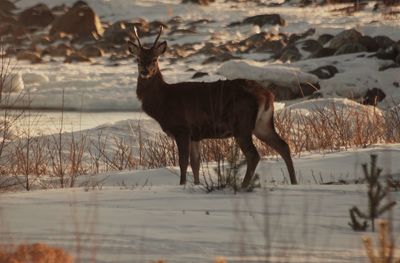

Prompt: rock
xmin=42 ymin=43 xmax=73 ymax=57
xmin=109 ymin=53 xmax=130 ymax=62
xmin=373 ymin=38 xmax=399 ymax=61
xmin=299 ymin=82 xmax=320 ymax=97
xmin=240 ymin=32 xmax=285 ymax=53
xmin=202 ymin=52 xmax=238 ymax=64
xmin=358 ymin=36 xmax=379 ymax=52
xmin=267 ymin=83 xmax=298 ymax=100
xmin=317 ymin=34 xmax=334 ymax=45
xmin=0 ymin=0 xmax=17 ymax=15
xmin=374 ymin=49 xmax=396 ymax=61
xmin=218 ymin=60 xmax=320 ymax=100
xmin=195 ymin=42 xmax=220 ymax=55
xmin=167 ymin=16 xmax=183 ymax=26
xmin=288 ymin=28 xmax=315 ymax=44
xmin=192 ymin=72 xmax=209 ymax=79
xmin=72 ymin=0 xmax=89 ymax=8
xmin=1 ymin=72 xmax=24 ymax=92
xmin=0 ymin=23 xmax=13 ymax=37
xmin=5 ymin=46 xmax=16 ymax=56
xmin=229 ymin=14 xmax=286 ymax=27
xmin=310 ymin=47 xmax=336 ymax=58
xmin=49 ymin=32 xmax=72 ymax=42
xmin=378 ymin=63 xmax=399 ymax=71
xmin=299 ymin=0 xmax=314 ymax=6
xmin=362 ymin=88 xmax=386 ymax=106
xmin=239 ymin=32 xmax=267 ymax=46
xmin=64 ymin=52 xmax=91 ymax=63
xmin=16 ymin=51 xmax=42 ymax=63
xmin=243 ymin=14 xmax=286 ymax=27
xmin=329 ymin=29 xmax=362 ymax=50
xmin=394 ymin=41 xmax=400 ymax=54
xmin=373 ymin=35 xmax=395 ymax=50
xmin=334 ymin=43 xmax=367 ymax=55
xmin=92 ymin=39 xmax=114 ymax=52
xmin=278 ymin=46 xmax=302 ymax=62
xmin=308 ymin=65 xmax=338 ymax=79
xmin=255 ymin=38 xmax=286 ymax=54
xmin=0 ymin=9 xmax=18 ymax=24
xmin=0 ymin=9 xmax=11 ymax=23
xmin=299 ymin=39 xmax=322 ymax=53
xmin=9 ymin=24 xmax=29 ymax=38
xmin=79 ymin=45 xmax=103 ymax=57
xmin=169 ymin=28 xmax=196 ymax=36
xmin=104 ymin=21 xmax=135 ymax=45
xmin=50 ymin=1 xmax=104 ymax=39
xmin=22 ymin=72 xmax=49 ymax=85
xmin=182 ymin=0 xmax=215 ymax=4
xmin=149 ymin=20 xmax=168 ymax=31
xmin=51 ymin=4 xmax=69 ymax=15
xmin=19 ymin=3 xmax=55 ymax=28
xmin=267 ymin=82 xmax=320 ymax=100
xmin=31 ymin=34 xmax=52 ymax=46
xmin=241 ymin=32 xmax=268 ymax=44
xmin=186 ymin=18 xmax=213 ymax=26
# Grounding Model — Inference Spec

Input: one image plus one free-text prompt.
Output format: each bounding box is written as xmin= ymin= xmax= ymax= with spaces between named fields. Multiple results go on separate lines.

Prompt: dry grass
xmin=274 ymin=103 xmax=389 ymax=154
xmin=0 ymin=243 xmax=73 ymax=263
xmin=0 ymin=101 xmax=399 ymax=190
xmin=214 ymin=257 xmax=228 ymax=263
xmin=363 ymin=220 xmax=400 ymax=263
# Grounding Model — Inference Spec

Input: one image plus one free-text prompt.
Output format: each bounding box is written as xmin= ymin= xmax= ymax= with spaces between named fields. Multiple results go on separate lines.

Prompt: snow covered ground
xmin=3 ymin=0 xmax=399 ymax=113
xmin=1 ymin=146 xmax=400 ymax=262
xmin=1 ymin=1 xmax=400 ymax=262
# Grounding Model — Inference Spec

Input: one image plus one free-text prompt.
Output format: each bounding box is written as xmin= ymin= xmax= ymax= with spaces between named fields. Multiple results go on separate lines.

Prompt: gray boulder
xmin=19 ymin=3 xmax=55 ymax=28
xmin=334 ymin=43 xmax=367 ymax=55
xmin=329 ymin=29 xmax=362 ymax=49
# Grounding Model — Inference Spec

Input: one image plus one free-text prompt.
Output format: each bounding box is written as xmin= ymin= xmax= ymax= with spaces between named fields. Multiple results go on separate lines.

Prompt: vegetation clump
xmin=349 ymin=155 xmax=397 ymax=232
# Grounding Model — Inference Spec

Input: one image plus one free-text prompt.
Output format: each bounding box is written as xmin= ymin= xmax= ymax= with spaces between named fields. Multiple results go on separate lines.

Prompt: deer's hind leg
xmin=235 ymin=134 xmax=260 ymax=189
xmin=190 ymin=141 xmax=201 ymax=185
xmin=253 ymin=105 xmax=297 ymax=185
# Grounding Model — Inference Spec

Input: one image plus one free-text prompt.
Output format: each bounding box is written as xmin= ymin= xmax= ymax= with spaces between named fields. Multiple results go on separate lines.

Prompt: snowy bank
xmin=1 ymin=145 xmax=400 ymax=262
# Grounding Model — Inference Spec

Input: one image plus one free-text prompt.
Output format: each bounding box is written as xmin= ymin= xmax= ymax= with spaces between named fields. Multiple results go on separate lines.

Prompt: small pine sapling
xmin=349 ymin=206 xmax=369 ymax=231
xmin=349 ymin=155 xmax=397 ymax=231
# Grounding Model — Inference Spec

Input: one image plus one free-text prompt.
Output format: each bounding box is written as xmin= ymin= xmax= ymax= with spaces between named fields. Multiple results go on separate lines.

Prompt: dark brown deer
xmin=128 ymin=26 xmax=297 ymax=189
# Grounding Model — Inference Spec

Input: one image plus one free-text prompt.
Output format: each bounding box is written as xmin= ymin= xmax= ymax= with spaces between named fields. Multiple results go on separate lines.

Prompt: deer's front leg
xmin=190 ymin=141 xmax=201 ymax=185
xmin=175 ymin=133 xmax=190 ymax=185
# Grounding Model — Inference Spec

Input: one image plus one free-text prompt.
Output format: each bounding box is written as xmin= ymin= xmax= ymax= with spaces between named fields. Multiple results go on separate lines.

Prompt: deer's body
xmin=138 ymin=72 xmax=264 ymax=140
xmin=130 ymin=27 xmax=297 ymax=188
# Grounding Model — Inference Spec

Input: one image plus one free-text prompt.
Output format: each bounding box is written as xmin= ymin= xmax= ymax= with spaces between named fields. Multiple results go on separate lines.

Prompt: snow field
xmin=1 ymin=146 xmax=400 ymax=262
xmin=1 ymin=1 xmax=400 ymax=262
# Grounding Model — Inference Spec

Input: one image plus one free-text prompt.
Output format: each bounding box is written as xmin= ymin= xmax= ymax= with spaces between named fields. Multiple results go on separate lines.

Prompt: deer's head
xmin=128 ymin=26 xmax=167 ymax=79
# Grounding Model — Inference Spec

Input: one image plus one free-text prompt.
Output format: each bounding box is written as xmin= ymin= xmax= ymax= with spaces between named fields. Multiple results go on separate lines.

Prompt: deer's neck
xmin=137 ymin=70 xmax=165 ymax=98
xmin=136 ymin=70 xmax=167 ymax=119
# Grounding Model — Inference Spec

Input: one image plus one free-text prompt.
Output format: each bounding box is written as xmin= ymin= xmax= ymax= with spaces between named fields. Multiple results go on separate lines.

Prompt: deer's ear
xmin=128 ymin=41 xmax=139 ymax=56
xmin=155 ymin=41 xmax=167 ymax=56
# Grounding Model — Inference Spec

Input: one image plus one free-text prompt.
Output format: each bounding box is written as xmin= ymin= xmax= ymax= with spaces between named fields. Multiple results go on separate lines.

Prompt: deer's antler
xmin=153 ymin=26 xmax=163 ymax=47
xmin=133 ymin=26 xmax=142 ymax=47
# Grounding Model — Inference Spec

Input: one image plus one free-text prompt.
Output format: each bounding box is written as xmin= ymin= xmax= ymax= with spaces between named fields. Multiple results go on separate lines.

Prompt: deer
xmin=128 ymin=26 xmax=297 ymax=189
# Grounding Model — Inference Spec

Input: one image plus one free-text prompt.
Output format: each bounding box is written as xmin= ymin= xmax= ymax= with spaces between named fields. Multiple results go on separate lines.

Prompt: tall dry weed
xmin=0 ymin=243 xmax=73 ymax=263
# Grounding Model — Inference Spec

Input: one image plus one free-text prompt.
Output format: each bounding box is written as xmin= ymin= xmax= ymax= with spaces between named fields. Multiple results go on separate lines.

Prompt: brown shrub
xmin=0 ymin=243 xmax=73 ymax=263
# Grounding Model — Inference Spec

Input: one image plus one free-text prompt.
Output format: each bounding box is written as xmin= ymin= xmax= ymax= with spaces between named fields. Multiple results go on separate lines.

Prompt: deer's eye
xmin=152 ymin=58 xmax=157 ymax=63
xmin=136 ymin=58 xmax=140 ymax=63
